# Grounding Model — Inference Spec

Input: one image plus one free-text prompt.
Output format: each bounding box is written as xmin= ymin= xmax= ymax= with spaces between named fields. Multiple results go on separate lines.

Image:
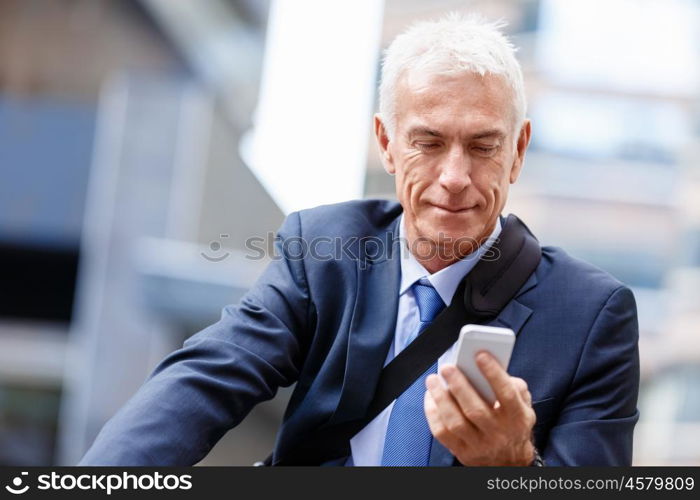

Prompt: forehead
xmin=395 ymin=70 xmax=514 ymax=135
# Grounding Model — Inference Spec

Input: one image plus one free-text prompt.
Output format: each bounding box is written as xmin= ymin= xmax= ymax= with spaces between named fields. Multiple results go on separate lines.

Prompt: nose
xmin=438 ymin=145 xmax=471 ymax=194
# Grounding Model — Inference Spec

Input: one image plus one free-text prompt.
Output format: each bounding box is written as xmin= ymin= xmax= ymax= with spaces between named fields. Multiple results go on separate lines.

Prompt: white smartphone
xmin=448 ymin=324 xmax=516 ymax=405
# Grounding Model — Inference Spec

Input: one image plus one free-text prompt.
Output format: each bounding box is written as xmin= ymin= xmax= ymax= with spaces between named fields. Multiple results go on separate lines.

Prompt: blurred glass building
xmin=0 ymin=0 xmax=698 ymax=465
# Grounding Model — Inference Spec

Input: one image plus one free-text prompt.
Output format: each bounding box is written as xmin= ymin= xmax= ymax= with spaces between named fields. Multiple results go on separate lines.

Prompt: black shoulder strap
xmin=270 ymin=214 xmax=541 ymax=465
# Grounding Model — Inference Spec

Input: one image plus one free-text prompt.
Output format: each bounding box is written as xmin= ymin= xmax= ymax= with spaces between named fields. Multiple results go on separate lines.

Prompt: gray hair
xmin=378 ymin=12 xmax=527 ymax=139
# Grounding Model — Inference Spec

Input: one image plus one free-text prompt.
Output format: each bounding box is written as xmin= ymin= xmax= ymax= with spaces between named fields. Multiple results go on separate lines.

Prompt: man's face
xmin=375 ymin=71 xmax=531 ymax=267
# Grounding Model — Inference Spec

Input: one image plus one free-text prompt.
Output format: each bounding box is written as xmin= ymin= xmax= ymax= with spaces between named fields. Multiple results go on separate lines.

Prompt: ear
xmin=509 ymin=119 xmax=531 ymax=184
xmin=374 ymin=114 xmax=396 ymax=175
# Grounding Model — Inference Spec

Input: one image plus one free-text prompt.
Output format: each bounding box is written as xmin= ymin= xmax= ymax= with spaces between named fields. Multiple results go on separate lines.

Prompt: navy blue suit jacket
xmin=80 ymin=199 xmax=640 ymax=466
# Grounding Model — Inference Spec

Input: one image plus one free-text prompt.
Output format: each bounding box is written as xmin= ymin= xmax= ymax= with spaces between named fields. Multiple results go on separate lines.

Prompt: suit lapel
xmin=330 ymin=256 xmax=401 ymax=424
xmin=486 ymin=272 xmax=537 ymax=336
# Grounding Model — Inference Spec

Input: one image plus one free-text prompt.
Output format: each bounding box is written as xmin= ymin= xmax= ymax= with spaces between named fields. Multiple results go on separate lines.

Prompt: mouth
xmin=429 ymin=203 xmax=476 ymax=214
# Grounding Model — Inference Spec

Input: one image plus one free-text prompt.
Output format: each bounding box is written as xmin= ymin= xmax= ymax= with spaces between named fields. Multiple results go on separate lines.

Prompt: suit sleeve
xmin=79 ymin=212 xmax=311 ymax=465
xmin=543 ymin=285 xmax=640 ymax=466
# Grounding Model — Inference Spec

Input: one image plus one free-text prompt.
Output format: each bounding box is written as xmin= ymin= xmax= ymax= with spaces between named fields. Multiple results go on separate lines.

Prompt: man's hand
xmin=424 ymin=351 xmax=536 ymax=466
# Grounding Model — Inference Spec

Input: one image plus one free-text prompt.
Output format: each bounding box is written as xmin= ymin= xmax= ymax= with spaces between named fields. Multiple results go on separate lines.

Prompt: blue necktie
xmin=381 ymin=278 xmax=446 ymax=466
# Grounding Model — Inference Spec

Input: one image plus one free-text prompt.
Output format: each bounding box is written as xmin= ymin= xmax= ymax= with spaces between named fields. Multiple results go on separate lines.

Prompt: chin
xmin=420 ymin=213 xmax=484 ymax=244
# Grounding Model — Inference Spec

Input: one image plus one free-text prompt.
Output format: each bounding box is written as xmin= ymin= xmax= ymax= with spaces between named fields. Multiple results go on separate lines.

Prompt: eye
xmin=415 ymin=142 xmax=441 ymax=152
xmin=472 ymin=144 xmax=498 ymax=156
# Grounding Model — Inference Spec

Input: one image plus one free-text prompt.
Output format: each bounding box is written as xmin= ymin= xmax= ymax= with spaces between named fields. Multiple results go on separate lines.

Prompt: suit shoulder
xmin=521 ymin=246 xmax=636 ymax=339
xmin=538 ymin=245 xmax=628 ymax=299
xmin=295 ymin=198 xmax=402 ymax=238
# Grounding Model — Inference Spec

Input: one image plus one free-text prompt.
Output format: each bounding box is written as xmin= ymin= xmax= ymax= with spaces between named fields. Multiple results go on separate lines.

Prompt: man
xmin=80 ymin=14 xmax=639 ymax=466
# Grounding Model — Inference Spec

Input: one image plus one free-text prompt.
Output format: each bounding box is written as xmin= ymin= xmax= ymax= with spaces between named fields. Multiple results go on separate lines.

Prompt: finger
xmin=426 ymin=374 xmax=480 ymax=440
xmin=475 ymin=351 xmax=525 ymax=415
xmin=512 ymin=377 xmax=532 ymax=406
xmin=439 ymin=364 xmax=496 ymax=433
xmin=510 ymin=378 xmax=536 ymax=428
xmin=424 ymin=390 xmax=469 ymax=453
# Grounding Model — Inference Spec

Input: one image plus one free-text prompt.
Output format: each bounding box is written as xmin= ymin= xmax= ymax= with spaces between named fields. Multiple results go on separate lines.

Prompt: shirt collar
xmin=398 ymin=214 xmax=503 ymax=305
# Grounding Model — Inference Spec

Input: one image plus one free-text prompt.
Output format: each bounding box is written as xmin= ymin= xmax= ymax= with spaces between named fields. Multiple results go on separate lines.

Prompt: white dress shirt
xmin=348 ymin=214 xmax=503 ymax=466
